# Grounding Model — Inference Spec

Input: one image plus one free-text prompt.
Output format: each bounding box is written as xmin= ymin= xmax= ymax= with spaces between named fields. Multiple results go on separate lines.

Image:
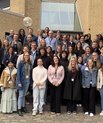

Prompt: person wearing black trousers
xmin=63 ymin=56 xmax=82 ymax=114
xmin=81 ymin=59 xmax=98 ymax=117
xmin=48 ymin=56 xmax=64 ymax=115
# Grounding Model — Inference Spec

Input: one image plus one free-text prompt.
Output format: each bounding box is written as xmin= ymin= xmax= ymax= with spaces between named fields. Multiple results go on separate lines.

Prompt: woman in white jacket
xmin=97 ymin=64 xmax=103 ymax=115
xmin=32 ymin=58 xmax=47 ymax=116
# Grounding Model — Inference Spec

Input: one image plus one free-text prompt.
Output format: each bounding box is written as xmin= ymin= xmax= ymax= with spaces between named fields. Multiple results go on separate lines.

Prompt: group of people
xmin=0 ymin=27 xmax=103 ymax=117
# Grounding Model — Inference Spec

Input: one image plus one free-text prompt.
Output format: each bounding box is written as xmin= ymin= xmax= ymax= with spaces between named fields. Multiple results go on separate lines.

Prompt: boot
xmin=18 ymin=109 xmax=23 ymax=116
xmin=21 ymin=107 xmax=28 ymax=113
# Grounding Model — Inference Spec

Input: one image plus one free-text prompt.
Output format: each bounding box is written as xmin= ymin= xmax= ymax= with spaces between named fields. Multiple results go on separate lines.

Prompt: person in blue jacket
xmin=16 ymin=52 xmax=32 ymax=116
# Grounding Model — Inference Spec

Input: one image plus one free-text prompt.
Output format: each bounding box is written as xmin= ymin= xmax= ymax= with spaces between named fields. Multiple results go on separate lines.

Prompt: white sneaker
xmin=67 ymin=111 xmax=71 ymax=115
xmin=32 ymin=111 xmax=37 ymax=116
xmin=90 ymin=113 xmax=94 ymax=117
xmin=85 ymin=112 xmax=89 ymax=115
xmin=100 ymin=111 xmax=103 ymax=115
xmin=39 ymin=111 xmax=43 ymax=114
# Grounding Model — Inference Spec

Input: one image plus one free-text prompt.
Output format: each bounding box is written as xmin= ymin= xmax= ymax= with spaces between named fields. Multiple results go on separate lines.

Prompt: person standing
xmin=97 ymin=65 xmax=103 ymax=115
xmin=63 ymin=57 xmax=82 ymax=114
xmin=32 ymin=58 xmax=47 ymax=116
xmin=16 ymin=52 xmax=32 ymax=116
xmin=48 ymin=56 xmax=64 ymax=115
xmin=82 ymin=59 xmax=98 ymax=116
xmin=0 ymin=61 xmax=17 ymax=113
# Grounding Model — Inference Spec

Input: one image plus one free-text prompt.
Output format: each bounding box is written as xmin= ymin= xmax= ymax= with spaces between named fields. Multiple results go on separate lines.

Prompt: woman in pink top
xmin=48 ymin=56 xmax=64 ymax=115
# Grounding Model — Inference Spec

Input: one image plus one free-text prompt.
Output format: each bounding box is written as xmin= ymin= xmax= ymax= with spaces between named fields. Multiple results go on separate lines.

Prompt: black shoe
xmin=18 ymin=109 xmax=23 ymax=116
xmin=21 ymin=107 xmax=28 ymax=113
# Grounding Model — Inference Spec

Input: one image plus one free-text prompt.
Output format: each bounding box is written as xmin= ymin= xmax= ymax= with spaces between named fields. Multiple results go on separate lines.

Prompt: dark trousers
xmin=67 ymin=100 xmax=77 ymax=112
xmin=50 ymin=84 xmax=62 ymax=113
xmin=83 ymin=86 xmax=96 ymax=114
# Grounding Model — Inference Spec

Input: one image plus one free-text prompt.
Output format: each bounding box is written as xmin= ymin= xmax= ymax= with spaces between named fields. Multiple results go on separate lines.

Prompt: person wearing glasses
xmin=16 ymin=52 xmax=32 ymax=116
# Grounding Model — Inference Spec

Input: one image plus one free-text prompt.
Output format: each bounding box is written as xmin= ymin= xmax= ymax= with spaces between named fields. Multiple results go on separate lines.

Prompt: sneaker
xmin=67 ymin=111 xmax=71 ymax=115
xmin=100 ymin=111 xmax=103 ymax=115
xmin=90 ymin=113 xmax=94 ymax=117
xmin=51 ymin=112 xmax=55 ymax=115
xmin=72 ymin=111 xmax=76 ymax=115
xmin=85 ymin=112 xmax=89 ymax=115
xmin=56 ymin=113 xmax=61 ymax=116
xmin=32 ymin=111 xmax=37 ymax=116
xmin=39 ymin=111 xmax=43 ymax=114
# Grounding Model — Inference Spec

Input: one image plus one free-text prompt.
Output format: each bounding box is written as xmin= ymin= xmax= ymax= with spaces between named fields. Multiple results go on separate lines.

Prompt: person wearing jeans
xmin=97 ymin=65 xmax=103 ymax=115
xmin=16 ymin=52 xmax=32 ymax=116
xmin=32 ymin=58 xmax=47 ymax=116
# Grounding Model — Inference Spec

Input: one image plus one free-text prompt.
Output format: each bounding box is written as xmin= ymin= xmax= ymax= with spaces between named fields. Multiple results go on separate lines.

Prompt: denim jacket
xmin=81 ymin=66 xmax=98 ymax=88
xmin=16 ymin=61 xmax=32 ymax=90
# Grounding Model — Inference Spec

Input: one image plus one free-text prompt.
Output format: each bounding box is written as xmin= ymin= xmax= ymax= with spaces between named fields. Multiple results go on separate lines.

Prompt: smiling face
xmin=37 ymin=58 xmax=43 ymax=66
xmin=53 ymin=56 xmax=59 ymax=65
xmin=87 ymin=59 xmax=94 ymax=68
xmin=8 ymin=62 xmax=14 ymax=69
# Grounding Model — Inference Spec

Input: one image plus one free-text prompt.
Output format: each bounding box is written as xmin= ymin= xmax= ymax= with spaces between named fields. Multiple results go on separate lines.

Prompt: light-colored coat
xmin=32 ymin=66 xmax=47 ymax=88
xmin=48 ymin=65 xmax=64 ymax=85
xmin=0 ymin=67 xmax=17 ymax=88
xmin=97 ymin=69 xmax=103 ymax=90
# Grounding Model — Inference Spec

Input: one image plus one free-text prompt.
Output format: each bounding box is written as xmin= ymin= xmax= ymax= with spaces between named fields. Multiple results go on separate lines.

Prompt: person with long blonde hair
xmin=63 ymin=56 xmax=82 ymax=114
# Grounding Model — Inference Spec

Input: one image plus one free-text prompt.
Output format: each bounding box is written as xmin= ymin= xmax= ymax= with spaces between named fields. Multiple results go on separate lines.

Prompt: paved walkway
xmin=0 ymin=105 xmax=102 ymax=123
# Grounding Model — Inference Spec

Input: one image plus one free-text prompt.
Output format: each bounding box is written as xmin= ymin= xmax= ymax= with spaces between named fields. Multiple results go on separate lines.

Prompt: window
xmin=41 ymin=2 xmax=75 ymax=31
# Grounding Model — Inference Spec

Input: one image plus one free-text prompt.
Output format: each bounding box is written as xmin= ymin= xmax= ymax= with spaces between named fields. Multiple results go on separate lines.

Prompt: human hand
xmin=55 ymin=82 xmax=59 ymax=87
xmin=18 ymin=83 xmax=22 ymax=87
xmin=1 ymin=87 xmax=4 ymax=92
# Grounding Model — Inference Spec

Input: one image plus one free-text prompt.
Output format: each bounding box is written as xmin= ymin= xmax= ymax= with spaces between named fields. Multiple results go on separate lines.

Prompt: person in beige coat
xmin=0 ymin=61 xmax=17 ymax=113
xmin=32 ymin=58 xmax=47 ymax=116
xmin=97 ymin=64 xmax=103 ymax=115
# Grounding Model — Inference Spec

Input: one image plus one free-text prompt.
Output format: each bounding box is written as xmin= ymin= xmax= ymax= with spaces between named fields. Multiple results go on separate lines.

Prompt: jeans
xmin=18 ymin=82 xmax=30 ymax=109
xmin=100 ymin=86 xmax=103 ymax=111
xmin=33 ymin=86 xmax=45 ymax=112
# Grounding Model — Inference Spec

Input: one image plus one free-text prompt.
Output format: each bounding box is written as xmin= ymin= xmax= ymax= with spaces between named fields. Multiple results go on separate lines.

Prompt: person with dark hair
xmin=67 ymin=45 xmax=77 ymax=62
xmin=16 ymin=52 xmax=32 ymax=116
xmin=84 ymin=34 xmax=92 ymax=46
xmin=3 ymin=46 xmax=17 ymax=66
xmin=81 ymin=59 xmax=98 ymax=116
xmin=60 ymin=51 xmax=69 ymax=104
xmin=80 ymin=36 xmax=89 ymax=50
xmin=32 ymin=58 xmax=47 ymax=116
xmin=91 ymin=41 xmax=101 ymax=55
xmin=27 ymin=28 xmax=38 ymax=45
xmin=48 ymin=56 xmax=64 ymax=115
xmin=42 ymin=27 xmax=50 ymax=39
xmin=33 ymin=47 xmax=51 ymax=69
xmin=46 ymin=46 xmax=53 ymax=60
xmin=0 ymin=60 xmax=17 ymax=113
xmin=18 ymin=28 xmax=26 ymax=46
xmin=75 ymin=41 xmax=85 ymax=57
xmin=11 ymin=34 xmax=22 ymax=55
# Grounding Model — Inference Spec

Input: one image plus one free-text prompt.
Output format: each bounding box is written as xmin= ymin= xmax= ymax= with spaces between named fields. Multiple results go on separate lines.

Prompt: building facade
xmin=0 ymin=0 xmax=103 ymax=39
